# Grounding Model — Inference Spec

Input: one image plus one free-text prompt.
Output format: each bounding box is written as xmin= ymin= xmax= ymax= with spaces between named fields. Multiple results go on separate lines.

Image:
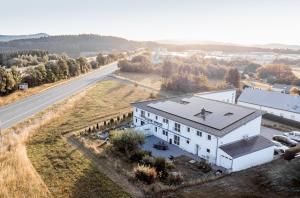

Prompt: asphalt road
xmin=0 ymin=63 xmax=118 ymax=130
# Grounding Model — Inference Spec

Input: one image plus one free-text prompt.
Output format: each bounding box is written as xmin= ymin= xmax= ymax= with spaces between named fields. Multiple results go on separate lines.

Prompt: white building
xmin=195 ymin=89 xmax=236 ymax=104
xmin=132 ymin=95 xmax=274 ymax=172
xmin=238 ymin=88 xmax=300 ymax=122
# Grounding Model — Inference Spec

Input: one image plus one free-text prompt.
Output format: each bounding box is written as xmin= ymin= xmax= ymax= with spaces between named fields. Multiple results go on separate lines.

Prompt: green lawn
xmin=27 ymin=80 xmax=151 ymax=197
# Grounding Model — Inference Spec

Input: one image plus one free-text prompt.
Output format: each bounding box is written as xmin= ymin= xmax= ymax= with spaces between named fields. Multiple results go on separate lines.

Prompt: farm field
xmin=26 ymin=79 xmax=151 ymax=197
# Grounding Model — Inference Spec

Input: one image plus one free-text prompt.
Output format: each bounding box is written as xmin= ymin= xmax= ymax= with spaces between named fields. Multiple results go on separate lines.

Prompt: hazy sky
xmin=1 ymin=0 xmax=300 ymax=45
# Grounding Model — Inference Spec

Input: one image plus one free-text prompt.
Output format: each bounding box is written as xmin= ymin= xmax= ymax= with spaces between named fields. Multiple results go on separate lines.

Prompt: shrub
xmin=154 ymin=157 xmax=168 ymax=180
xmin=111 ymin=129 xmax=145 ymax=157
xmin=197 ymin=161 xmax=212 ymax=173
xmin=142 ymin=155 xmax=155 ymax=166
xmin=110 ymin=118 xmax=114 ymax=124
xmin=166 ymin=161 xmax=176 ymax=170
xmin=134 ymin=164 xmax=157 ymax=184
xmin=167 ymin=172 xmax=184 ymax=185
xmin=130 ymin=150 xmax=151 ymax=162
xmin=284 ymin=145 xmax=300 ymax=160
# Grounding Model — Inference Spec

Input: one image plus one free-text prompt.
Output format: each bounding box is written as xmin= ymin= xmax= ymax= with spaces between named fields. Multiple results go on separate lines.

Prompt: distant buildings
xmin=132 ymin=91 xmax=274 ymax=172
xmin=238 ymin=88 xmax=300 ymax=122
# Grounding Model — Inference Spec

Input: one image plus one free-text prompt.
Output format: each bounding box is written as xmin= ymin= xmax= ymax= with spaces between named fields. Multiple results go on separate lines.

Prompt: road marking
xmin=1 ymin=66 xmax=117 ymax=129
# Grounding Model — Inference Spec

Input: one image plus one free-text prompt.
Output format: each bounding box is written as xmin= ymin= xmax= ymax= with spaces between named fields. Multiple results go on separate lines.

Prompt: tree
xmin=96 ymin=53 xmax=106 ymax=65
xmin=57 ymin=58 xmax=69 ymax=79
xmin=67 ymin=58 xmax=80 ymax=77
xmin=225 ymin=68 xmax=240 ymax=88
xmin=77 ymin=57 xmax=90 ymax=74
xmin=10 ymin=66 xmax=22 ymax=88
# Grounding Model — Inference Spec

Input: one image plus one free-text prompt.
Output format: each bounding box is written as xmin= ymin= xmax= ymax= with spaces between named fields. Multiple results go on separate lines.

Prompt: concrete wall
xmin=237 ymin=101 xmax=300 ymax=122
xmin=231 ymin=146 xmax=274 ymax=172
xmin=195 ymin=90 xmax=236 ymax=104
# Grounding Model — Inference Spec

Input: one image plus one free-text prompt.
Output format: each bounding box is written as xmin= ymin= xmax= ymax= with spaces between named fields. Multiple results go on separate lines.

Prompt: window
xmin=187 ymin=127 xmax=190 ymax=132
xmin=163 ymin=118 xmax=169 ymax=124
xmin=135 ymin=118 xmax=137 ymax=123
xmin=197 ymin=131 xmax=202 ymax=137
xmin=155 ymin=116 xmax=158 ymax=120
xmin=148 ymin=112 xmax=150 ymax=117
xmin=174 ymin=135 xmax=180 ymax=145
xmin=207 ymin=135 xmax=211 ymax=140
xmin=141 ymin=121 xmax=145 ymax=126
xmin=207 ymin=148 xmax=210 ymax=153
xmin=155 ymin=127 xmax=157 ymax=132
xmin=163 ymin=130 xmax=168 ymax=136
xmin=141 ymin=110 xmax=145 ymax=117
xmin=186 ymin=140 xmax=190 ymax=144
xmin=135 ymin=108 xmax=138 ymax=112
xmin=174 ymin=123 xmax=181 ymax=132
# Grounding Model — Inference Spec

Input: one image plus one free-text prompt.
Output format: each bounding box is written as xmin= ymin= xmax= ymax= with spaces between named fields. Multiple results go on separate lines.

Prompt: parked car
xmin=272 ymin=140 xmax=289 ymax=155
xmin=272 ymin=135 xmax=298 ymax=147
xmin=284 ymin=131 xmax=300 ymax=142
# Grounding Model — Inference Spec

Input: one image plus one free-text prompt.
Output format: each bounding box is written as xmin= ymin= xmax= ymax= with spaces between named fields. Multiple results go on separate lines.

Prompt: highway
xmin=0 ymin=62 xmax=118 ymax=130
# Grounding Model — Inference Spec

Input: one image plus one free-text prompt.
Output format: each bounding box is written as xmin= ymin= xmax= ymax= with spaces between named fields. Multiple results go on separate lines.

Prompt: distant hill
xmin=0 ymin=34 xmax=142 ymax=57
xmin=252 ymin=43 xmax=300 ymax=50
xmin=0 ymin=33 xmax=49 ymax=42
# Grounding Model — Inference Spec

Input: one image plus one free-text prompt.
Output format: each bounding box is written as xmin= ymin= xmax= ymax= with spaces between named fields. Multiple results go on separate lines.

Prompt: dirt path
xmin=64 ymin=135 xmax=145 ymax=198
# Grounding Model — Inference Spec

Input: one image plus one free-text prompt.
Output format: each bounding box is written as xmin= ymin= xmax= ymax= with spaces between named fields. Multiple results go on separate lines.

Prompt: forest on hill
xmin=0 ymin=34 xmax=142 ymax=57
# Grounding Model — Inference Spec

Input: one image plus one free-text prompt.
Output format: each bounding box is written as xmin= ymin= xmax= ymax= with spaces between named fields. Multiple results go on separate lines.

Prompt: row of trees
xmin=0 ymin=53 xmax=122 ymax=95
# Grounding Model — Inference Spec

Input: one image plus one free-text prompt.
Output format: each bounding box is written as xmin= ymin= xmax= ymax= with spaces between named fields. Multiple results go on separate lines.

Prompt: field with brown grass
xmin=159 ymin=158 xmax=300 ymax=198
xmin=26 ymin=79 xmax=151 ymax=197
xmin=0 ymin=86 xmax=90 ymax=198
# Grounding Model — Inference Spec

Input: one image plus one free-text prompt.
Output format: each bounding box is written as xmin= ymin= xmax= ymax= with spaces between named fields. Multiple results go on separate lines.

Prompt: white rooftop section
xmin=238 ymin=88 xmax=300 ymax=113
xmin=147 ymin=96 xmax=255 ymax=130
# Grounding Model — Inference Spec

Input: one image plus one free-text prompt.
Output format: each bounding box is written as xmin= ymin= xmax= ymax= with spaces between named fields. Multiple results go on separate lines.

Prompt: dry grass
xmin=26 ymin=80 xmax=151 ymax=197
xmin=292 ymin=67 xmax=300 ymax=78
xmin=0 ymin=85 xmax=90 ymax=198
xmin=0 ymin=80 xmax=66 ymax=107
xmin=116 ymin=71 xmax=162 ymax=90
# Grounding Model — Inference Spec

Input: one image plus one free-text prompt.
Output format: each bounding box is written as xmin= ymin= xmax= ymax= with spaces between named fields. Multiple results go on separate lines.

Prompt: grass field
xmin=116 ymin=71 xmax=162 ymax=90
xmin=26 ymin=79 xmax=151 ymax=197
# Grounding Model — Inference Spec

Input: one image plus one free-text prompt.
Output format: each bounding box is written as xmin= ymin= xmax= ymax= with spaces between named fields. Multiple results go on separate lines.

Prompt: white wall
xmin=195 ymin=90 xmax=236 ymax=104
xmin=238 ymin=101 xmax=300 ymax=122
xmin=231 ymin=146 xmax=274 ymax=172
xmin=133 ymin=106 xmax=218 ymax=163
xmin=219 ymin=116 xmax=262 ymax=145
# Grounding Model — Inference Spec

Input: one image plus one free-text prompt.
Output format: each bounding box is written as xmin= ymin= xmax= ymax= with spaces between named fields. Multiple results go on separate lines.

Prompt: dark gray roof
xmin=132 ymin=96 xmax=263 ymax=137
xmin=238 ymin=88 xmax=300 ymax=114
xmin=219 ymin=135 xmax=274 ymax=158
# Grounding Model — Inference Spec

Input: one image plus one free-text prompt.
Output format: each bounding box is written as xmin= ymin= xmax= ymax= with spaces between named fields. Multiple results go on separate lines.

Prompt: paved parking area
xmin=260 ymin=126 xmax=284 ymax=140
